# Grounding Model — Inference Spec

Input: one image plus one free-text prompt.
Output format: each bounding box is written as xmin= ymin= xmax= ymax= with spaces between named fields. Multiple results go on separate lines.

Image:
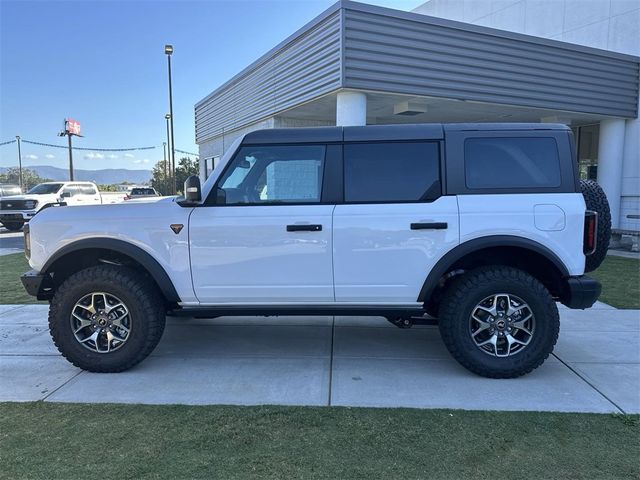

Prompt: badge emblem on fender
xmin=170 ymin=224 xmax=184 ymax=234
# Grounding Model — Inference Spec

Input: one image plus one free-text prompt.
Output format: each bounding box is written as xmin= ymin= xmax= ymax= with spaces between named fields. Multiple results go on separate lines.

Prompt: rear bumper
xmin=560 ymin=276 xmax=602 ymax=309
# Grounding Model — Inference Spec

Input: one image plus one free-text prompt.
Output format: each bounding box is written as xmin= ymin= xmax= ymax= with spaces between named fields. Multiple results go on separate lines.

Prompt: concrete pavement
xmin=0 ymin=228 xmax=24 ymax=256
xmin=1 ymin=302 xmax=638 ymax=413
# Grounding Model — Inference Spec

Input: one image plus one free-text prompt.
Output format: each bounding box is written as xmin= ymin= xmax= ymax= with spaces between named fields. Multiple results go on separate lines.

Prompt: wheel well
xmin=424 ymin=246 xmax=566 ymax=316
xmin=44 ymin=248 xmax=177 ymax=306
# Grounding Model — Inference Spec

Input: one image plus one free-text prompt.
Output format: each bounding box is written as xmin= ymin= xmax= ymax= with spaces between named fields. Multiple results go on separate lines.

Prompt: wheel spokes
xmin=70 ymin=291 xmax=131 ymax=354
xmin=469 ymin=293 xmax=535 ymax=358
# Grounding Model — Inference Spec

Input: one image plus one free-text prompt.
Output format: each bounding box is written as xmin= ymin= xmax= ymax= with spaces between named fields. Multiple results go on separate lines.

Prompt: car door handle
xmin=286 ymin=224 xmax=322 ymax=232
xmin=410 ymin=222 xmax=448 ymax=230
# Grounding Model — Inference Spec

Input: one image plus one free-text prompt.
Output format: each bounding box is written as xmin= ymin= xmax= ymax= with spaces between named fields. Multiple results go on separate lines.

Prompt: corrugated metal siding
xmin=343 ymin=6 xmax=639 ymax=118
xmin=195 ymin=10 xmax=342 ymax=144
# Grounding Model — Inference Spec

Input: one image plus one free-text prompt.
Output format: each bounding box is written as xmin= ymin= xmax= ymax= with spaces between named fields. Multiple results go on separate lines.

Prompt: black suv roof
xmin=242 ymin=123 xmax=571 ymax=145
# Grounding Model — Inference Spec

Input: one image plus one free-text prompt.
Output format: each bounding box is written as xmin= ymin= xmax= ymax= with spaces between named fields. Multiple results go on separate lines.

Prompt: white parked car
xmin=21 ymin=124 xmax=610 ymax=377
xmin=0 ymin=181 xmax=102 ymax=231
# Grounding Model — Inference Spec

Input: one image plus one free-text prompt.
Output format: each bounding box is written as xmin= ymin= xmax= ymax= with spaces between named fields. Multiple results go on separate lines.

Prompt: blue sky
xmin=0 ymin=0 xmax=424 ymax=171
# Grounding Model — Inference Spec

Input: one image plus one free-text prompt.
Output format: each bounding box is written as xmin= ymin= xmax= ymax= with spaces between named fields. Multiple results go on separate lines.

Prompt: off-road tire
xmin=49 ymin=265 xmax=166 ymax=372
xmin=438 ymin=266 xmax=559 ymax=378
xmin=580 ymin=179 xmax=611 ymax=272
xmin=2 ymin=221 xmax=24 ymax=231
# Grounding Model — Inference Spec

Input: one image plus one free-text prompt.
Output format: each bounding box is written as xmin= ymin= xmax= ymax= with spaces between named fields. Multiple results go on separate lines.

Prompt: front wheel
xmin=438 ymin=266 xmax=559 ymax=378
xmin=2 ymin=221 xmax=24 ymax=231
xmin=49 ymin=265 xmax=166 ymax=372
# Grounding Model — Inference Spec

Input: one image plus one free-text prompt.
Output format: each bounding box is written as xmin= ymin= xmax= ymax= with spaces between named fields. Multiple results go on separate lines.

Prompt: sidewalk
xmin=1 ymin=303 xmax=638 ymax=413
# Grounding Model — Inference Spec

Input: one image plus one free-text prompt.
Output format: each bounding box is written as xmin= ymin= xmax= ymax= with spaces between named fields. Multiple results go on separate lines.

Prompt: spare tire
xmin=580 ymin=179 xmax=611 ymax=272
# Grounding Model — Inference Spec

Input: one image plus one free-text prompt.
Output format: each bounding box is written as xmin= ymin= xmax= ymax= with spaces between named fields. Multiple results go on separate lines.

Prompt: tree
xmin=0 ymin=168 xmax=50 ymax=191
xmin=175 ymin=156 xmax=199 ymax=194
xmin=150 ymin=159 xmax=171 ymax=195
xmin=151 ymin=156 xmax=199 ymax=196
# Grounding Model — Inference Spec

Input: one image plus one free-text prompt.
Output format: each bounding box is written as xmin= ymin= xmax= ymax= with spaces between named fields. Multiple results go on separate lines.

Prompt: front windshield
xmin=28 ymin=183 xmax=64 ymax=194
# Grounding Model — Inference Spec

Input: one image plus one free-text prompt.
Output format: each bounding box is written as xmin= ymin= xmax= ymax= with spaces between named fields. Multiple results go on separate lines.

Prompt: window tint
xmin=79 ymin=185 xmax=97 ymax=195
xmin=218 ymin=145 xmax=325 ymax=204
xmin=61 ymin=185 xmax=80 ymax=197
xmin=344 ymin=142 xmax=440 ymax=202
xmin=131 ymin=188 xmax=155 ymax=195
xmin=465 ymin=137 xmax=561 ymax=189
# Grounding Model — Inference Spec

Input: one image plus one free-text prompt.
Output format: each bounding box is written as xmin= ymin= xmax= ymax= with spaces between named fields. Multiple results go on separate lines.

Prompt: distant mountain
xmin=0 ymin=165 xmax=152 ymax=184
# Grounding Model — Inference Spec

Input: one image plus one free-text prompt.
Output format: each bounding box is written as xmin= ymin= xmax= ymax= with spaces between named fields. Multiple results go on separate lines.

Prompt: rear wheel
xmin=49 ymin=265 xmax=166 ymax=372
xmin=438 ymin=266 xmax=559 ymax=378
xmin=2 ymin=221 xmax=24 ymax=231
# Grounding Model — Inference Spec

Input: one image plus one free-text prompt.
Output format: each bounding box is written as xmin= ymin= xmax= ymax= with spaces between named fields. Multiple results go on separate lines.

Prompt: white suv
xmin=0 ymin=181 xmax=102 ymax=231
xmin=21 ymin=124 xmax=610 ymax=378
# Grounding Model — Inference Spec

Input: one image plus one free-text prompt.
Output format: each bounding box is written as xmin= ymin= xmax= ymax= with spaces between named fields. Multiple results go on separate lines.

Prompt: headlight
xmin=24 ymin=200 xmax=38 ymax=210
xmin=24 ymin=223 xmax=31 ymax=260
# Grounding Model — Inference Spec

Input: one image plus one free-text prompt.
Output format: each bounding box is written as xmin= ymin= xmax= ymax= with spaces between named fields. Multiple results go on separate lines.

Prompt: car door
xmin=78 ymin=184 xmax=102 ymax=204
xmin=333 ymin=140 xmax=459 ymax=304
xmin=60 ymin=184 xmax=82 ymax=205
xmin=190 ymin=143 xmax=338 ymax=304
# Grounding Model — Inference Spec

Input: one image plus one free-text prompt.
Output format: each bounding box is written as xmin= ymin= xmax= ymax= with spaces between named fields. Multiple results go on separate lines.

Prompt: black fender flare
xmin=42 ymin=238 xmax=181 ymax=303
xmin=417 ymin=235 xmax=570 ymax=303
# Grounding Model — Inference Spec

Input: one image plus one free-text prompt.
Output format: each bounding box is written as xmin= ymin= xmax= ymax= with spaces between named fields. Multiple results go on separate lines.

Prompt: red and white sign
xmin=65 ymin=118 xmax=81 ymax=136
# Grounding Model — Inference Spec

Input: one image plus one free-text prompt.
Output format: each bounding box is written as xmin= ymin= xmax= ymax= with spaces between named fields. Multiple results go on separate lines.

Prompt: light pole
xmin=58 ymin=119 xmax=81 ymax=181
xmin=165 ymin=44 xmax=176 ymax=194
xmin=15 ymin=136 xmax=23 ymax=190
xmin=162 ymin=141 xmax=168 ymax=195
xmin=165 ymin=113 xmax=172 ymax=194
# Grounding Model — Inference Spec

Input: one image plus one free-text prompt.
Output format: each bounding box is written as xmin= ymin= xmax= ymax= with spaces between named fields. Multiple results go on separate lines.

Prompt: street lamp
xmin=162 ymin=141 xmax=168 ymax=195
xmin=165 ymin=113 xmax=172 ymax=195
xmin=15 ymin=136 xmax=23 ymax=191
xmin=164 ymin=44 xmax=176 ymax=194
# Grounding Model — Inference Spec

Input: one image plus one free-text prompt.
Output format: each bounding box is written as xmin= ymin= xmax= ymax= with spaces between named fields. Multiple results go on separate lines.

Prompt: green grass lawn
xmin=0 ymin=402 xmax=637 ymax=480
xmin=0 ymin=252 xmax=43 ymax=304
xmin=1 ymin=252 xmax=638 ymax=308
xmin=591 ymin=256 xmax=640 ymax=309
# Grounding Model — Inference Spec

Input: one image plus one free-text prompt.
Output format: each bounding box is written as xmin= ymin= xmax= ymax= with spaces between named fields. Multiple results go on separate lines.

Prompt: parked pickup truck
xmin=0 ymin=181 xmax=102 ymax=231
xmin=21 ymin=124 xmax=611 ymax=378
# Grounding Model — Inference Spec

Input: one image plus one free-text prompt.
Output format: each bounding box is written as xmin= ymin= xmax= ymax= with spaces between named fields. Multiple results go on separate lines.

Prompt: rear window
xmin=344 ymin=142 xmax=440 ymax=202
xmin=131 ymin=188 xmax=155 ymax=195
xmin=464 ymin=137 xmax=561 ymax=189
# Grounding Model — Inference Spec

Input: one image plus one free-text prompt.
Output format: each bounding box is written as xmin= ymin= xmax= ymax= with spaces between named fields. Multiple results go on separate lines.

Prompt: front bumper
xmin=20 ymin=270 xmax=53 ymax=299
xmin=0 ymin=210 xmax=37 ymax=222
xmin=561 ymin=276 xmax=602 ymax=309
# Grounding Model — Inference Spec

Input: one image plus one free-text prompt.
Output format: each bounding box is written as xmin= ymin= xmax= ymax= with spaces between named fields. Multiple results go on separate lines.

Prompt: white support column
xmin=336 ymin=91 xmax=367 ymax=126
xmin=597 ymin=118 xmax=626 ymax=229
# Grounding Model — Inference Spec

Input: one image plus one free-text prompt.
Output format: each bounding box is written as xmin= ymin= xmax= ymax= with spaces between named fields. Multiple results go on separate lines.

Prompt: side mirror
xmin=184 ymin=175 xmax=201 ymax=203
xmin=60 ymin=192 xmax=71 ymax=198
xmin=215 ymin=187 xmax=226 ymax=205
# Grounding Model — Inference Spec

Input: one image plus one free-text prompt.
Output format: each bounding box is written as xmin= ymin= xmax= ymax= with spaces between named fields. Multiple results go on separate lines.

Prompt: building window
xmin=573 ymin=124 xmax=599 ymax=181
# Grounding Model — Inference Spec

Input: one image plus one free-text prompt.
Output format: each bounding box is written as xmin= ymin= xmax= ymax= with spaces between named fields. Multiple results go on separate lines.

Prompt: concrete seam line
xmin=551 ymin=352 xmax=626 ymax=414
xmin=328 ymin=315 xmax=336 ymax=407
xmin=41 ymin=370 xmax=85 ymax=402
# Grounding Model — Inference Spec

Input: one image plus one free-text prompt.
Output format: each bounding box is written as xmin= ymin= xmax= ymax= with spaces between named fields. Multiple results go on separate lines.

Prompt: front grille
xmin=1 ymin=200 xmax=28 ymax=210
xmin=1 ymin=200 xmax=30 ymax=210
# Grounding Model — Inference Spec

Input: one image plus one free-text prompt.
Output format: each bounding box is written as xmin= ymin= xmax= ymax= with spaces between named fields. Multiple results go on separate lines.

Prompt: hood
xmin=1 ymin=193 xmax=58 ymax=201
xmin=31 ymin=195 xmax=186 ymax=225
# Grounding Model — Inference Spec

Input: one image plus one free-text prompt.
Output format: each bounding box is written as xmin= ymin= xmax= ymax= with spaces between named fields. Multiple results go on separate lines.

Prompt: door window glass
xmin=61 ymin=185 xmax=80 ymax=197
xmin=343 ymin=142 xmax=440 ymax=202
xmin=218 ymin=145 xmax=325 ymax=204
xmin=464 ymin=137 xmax=561 ymax=189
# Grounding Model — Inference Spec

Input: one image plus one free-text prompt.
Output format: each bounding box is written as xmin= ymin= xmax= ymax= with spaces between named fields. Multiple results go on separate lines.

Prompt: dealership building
xmin=195 ymin=0 xmax=639 ymax=233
